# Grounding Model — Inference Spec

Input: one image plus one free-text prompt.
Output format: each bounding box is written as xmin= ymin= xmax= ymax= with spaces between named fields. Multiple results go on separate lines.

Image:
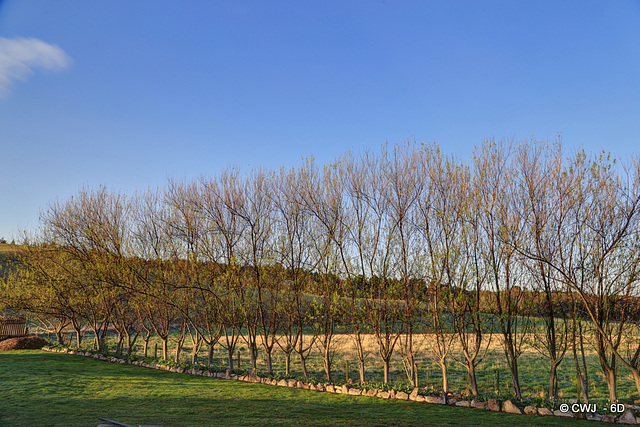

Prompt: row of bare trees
xmin=2 ymin=139 xmax=640 ymax=403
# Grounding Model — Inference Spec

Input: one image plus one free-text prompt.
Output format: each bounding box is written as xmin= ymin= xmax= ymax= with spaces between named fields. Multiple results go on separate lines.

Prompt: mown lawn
xmin=0 ymin=351 xmax=591 ymax=427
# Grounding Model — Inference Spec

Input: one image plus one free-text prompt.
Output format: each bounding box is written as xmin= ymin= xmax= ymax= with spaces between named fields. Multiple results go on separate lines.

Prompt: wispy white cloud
xmin=0 ymin=37 xmax=71 ymax=95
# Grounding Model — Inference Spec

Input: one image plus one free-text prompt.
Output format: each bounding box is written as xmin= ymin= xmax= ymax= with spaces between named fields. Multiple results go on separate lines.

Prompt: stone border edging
xmin=41 ymin=347 xmax=638 ymax=425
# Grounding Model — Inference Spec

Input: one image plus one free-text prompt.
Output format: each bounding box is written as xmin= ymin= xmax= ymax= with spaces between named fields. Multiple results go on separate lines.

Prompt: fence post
xmin=346 ymin=360 xmax=349 ymax=383
xmin=154 ymin=343 xmax=158 ymax=360
xmin=237 ymin=350 xmax=240 ymax=369
xmin=495 ymin=369 xmax=500 ymax=394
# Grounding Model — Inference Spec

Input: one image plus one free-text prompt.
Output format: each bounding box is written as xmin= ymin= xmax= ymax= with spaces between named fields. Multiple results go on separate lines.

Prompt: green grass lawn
xmin=0 ymin=350 xmax=592 ymax=427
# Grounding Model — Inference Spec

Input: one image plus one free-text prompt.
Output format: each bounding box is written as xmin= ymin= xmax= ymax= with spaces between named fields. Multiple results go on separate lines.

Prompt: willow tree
xmin=414 ymin=145 xmax=471 ymax=393
xmin=514 ymin=142 xmax=569 ymax=400
xmin=381 ymin=143 xmax=421 ymax=387
xmin=39 ymin=186 xmax=131 ymax=352
xmin=534 ymin=151 xmax=640 ymax=403
xmin=111 ymin=285 xmax=142 ymax=357
xmin=340 ymin=149 xmax=403 ymax=385
xmin=343 ymin=149 xmax=382 ymax=385
xmin=165 ymin=179 xmax=225 ymax=365
xmin=200 ymin=172 xmax=245 ymax=369
xmin=3 ymin=246 xmax=77 ymax=345
xmin=228 ymin=170 xmax=282 ymax=374
xmin=298 ymin=158 xmax=347 ymax=381
xmin=130 ymin=188 xmax=178 ymax=360
xmin=272 ymin=166 xmax=318 ymax=376
xmin=473 ymin=140 xmax=530 ymax=400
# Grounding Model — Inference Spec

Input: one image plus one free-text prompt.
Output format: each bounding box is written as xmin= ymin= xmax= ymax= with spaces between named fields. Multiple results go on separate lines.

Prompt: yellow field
xmin=0 ymin=243 xmax=25 ymax=254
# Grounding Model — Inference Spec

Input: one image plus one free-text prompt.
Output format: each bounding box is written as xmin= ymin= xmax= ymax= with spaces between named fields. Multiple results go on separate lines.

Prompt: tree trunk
xmin=115 ymin=333 xmax=123 ymax=355
xmin=124 ymin=331 xmax=137 ymax=358
xmin=173 ymin=343 xmax=181 ymax=364
xmin=467 ymin=363 xmax=479 ymax=396
xmin=572 ymin=318 xmax=590 ymax=403
xmin=250 ymin=342 xmax=258 ymax=369
xmin=162 ymin=337 xmax=168 ymax=361
xmin=603 ymin=365 xmax=618 ymax=403
xmin=208 ymin=344 xmax=214 ymax=367
xmin=266 ymin=350 xmax=273 ymax=375
xmin=408 ymin=355 xmax=416 ymax=387
xmin=74 ymin=328 xmax=82 ymax=348
xmin=401 ymin=328 xmax=416 ymax=387
xmin=323 ymin=346 xmax=332 ymax=381
xmin=285 ymin=351 xmax=291 ymax=375
xmin=359 ymin=359 xmax=366 ymax=385
xmin=56 ymin=330 xmax=65 ymax=345
xmin=383 ymin=358 xmax=390 ymax=385
xmin=174 ymin=329 xmax=186 ymax=364
xmin=597 ymin=332 xmax=618 ymax=403
xmin=97 ymin=326 xmax=108 ymax=353
xmin=440 ymin=359 xmax=448 ymax=393
xmin=509 ymin=359 xmax=522 ymax=399
xmin=227 ymin=348 xmax=235 ymax=370
xmin=91 ymin=326 xmax=104 ymax=352
xmin=127 ymin=339 xmax=135 ymax=359
xmin=631 ymin=369 xmax=640 ymax=399
xmin=505 ymin=344 xmax=522 ymax=399
xmin=299 ymin=352 xmax=309 ymax=378
xmin=577 ymin=371 xmax=589 ymax=403
xmin=549 ymin=361 xmax=559 ymax=400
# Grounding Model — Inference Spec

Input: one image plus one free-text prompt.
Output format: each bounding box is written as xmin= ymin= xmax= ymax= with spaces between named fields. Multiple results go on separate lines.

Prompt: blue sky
xmin=1 ymin=1 xmax=639 ymax=240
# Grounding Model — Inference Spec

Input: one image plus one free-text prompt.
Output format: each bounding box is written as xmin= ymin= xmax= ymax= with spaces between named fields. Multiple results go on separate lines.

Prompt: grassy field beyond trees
xmin=0 ymin=350 xmax=589 ymax=427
